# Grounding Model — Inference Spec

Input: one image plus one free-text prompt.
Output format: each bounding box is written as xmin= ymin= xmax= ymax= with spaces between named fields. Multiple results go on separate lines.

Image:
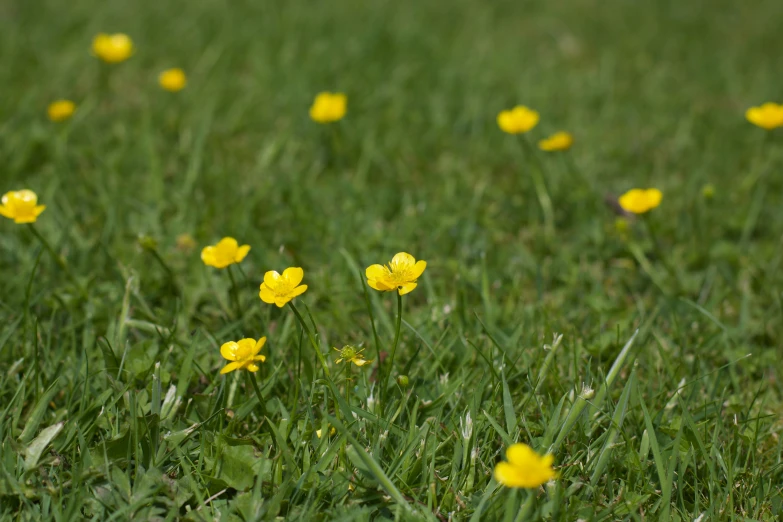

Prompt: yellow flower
xmin=200 ymin=237 xmax=251 ymax=269
xmin=316 ymin=426 xmax=336 ymax=438
xmin=745 ymin=102 xmax=783 ymax=130
xmin=701 ymin=183 xmax=715 ymax=200
xmin=309 ymin=92 xmax=347 ymax=123
xmin=259 ymin=267 xmax=308 ymax=307
xmin=219 ymin=337 xmax=267 ymax=374
xmin=618 ymin=188 xmax=663 ymax=214
xmin=47 ymin=100 xmax=76 ymax=122
xmin=497 ymin=106 xmax=539 ymax=134
xmin=334 ymin=345 xmax=372 ymax=367
xmin=159 ymin=68 xmax=187 ymax=92
xmin=366 ymin=252 xmax=427 ymax=295
xmin=538 ymin=131 xmax=573 ymax=151
xmin=0 ymin=190 xmax=46 ymax=224
xmin=494 ymin=443 xmax=556 ymax=488
xmin=91 ymin=33 xmax=134 ymax=63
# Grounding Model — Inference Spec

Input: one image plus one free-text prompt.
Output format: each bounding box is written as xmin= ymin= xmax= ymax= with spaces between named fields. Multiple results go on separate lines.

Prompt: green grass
xmin=2 ymin=0 xmax=783 ymax=519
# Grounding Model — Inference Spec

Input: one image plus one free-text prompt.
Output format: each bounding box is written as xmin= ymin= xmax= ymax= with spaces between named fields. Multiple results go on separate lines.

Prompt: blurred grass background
xmin=1 ymin=0 xmax=783 ymax=520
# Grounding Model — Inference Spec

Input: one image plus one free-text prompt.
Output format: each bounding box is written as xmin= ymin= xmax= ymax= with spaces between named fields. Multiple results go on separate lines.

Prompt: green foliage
xmin=2 ymin=0 xmax=783 ymax=520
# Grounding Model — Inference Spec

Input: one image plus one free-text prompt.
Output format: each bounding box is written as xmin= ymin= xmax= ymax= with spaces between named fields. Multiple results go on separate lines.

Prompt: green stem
xmin=382 ymin=292 xmax=403 ymax=410
xmin=288 ymin=301 xmax=330 ymax=377
xmin=519 ymin=138 xmax=555 ymax=237
xmin=643 ymin=215 xmax=678 ymax=285
xmin=226 ymin=265 xmax=242 ymax=319
xmin=28 ymin=224 xmax=87 ymax=299
xmin=247 ymin=371 xmax=267 ymax=417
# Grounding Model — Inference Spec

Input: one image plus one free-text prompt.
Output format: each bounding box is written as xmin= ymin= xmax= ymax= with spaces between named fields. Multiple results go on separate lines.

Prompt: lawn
xmin=2 ymin=0 xmax=783 ymax=520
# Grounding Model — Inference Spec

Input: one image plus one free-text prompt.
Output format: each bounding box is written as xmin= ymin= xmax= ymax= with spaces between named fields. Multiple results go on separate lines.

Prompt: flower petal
xmin=33 ymin=205 xmax=46 ymax=217
xmin=410 ymin=260 xmax=427 ymax=279
xmin=289 ymin=284 xmax=308 ymax=297
xmin=253 ymin=355 xmax=266 ymax=362
xmin=220 ymin=341 xmax=239 ymax=361
xmin=282 ymin=267 xmax=304 ymax=286
xmin=254 ymin=337 xmax=267 ymax=355
xmin=365 ymin=264 xmax=388 ymax=280
xmin=235 ymin=244 xmax=251 ymax=263
xmin=247 ymin=363 xmax=260 ymax=372
xmin=352 ymin=357 xmax=372 ymax=367
xmin=236 ymin=338 xmax=257 ymax=356
xmin=201 ymin=247 xmax=216 ymax=266
xmin=391 ymin=252 xmax=415 ymax=269
xmin=398 ymin=282 xmax=418 ymax=295
xmin=259 ymin=284 xmax=276 ymax=304
xmin=217 ymin=237 xmax=238 ymax=253
xmin=506 ymin=443 xmax=536 ymax=467
xmin=274 ymin=297 xmax=289 ymax=308
xmin=494 ymin=462 xmax=523 ymax=487
xmin=220 ymin=361 xmax=242 ymax=374
xmin=263 ymin=270 xmax=282 ymax=287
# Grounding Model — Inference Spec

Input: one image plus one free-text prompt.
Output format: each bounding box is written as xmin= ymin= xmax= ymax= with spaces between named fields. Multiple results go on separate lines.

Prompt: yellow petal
xmin=365 ymin=264 xmax=388 ymax=280
xmin=201 ymin=246 xmax=216 ymax=266
xmin=352 ymin=357 xmax=372 ymax=367
xmin=33 ymin=205 xmax=46 ymax=217
xmin=391 ymin=252 xmax=415 ymax=269
xmin=263 ymin=270 xmax=282 ymax=287
xmin=220 ymin=361 xmax=242 ymax=374
xmin=494 ymin=462 xmax=522 ymax=487
xmin=259 ymin=284 xmax=276 ymax=304
xmin=274 ymin=297 xmax=290 ymax=308
xmin=367 ymin=279 xmax=386 ymax=291
xmin=410 ymin=260 xmax=427 ymax=279
xmin=220 ymin=341 xmax=239 ymax=361
xmin=506 ymin=443 xmax=536 ymax=466
xmin=253 ymin=355 xmax=266 ymax=362
xmin=254 ymin=337 xmax=267 ymax=355
xmin=289 ymin=284 xmax=308 ymax=298
xmin=235 ymin=244 xmax=251 ymax=263
xmin=217 ymin=237 xmax=238 ymax=253
xmin=236 ymin=338 xmax=257 ymax=357
xmin=398 ymin=282 xmax=417 ymax=295
xmin=282 ymin=267 xmax=304 ymax=286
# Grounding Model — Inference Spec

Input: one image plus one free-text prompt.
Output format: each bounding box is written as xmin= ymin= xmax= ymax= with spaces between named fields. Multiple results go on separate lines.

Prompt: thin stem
xmin=226 ymin=265 xmax=242 ymax=319
xmin=28 ymin=224 xmax=88 ymax=299
xmin=288 ymin=301 xmax=330 ymax=377
xmin=382 ymin=292 xmax=403 ymax=409
xmin=519 ymin=137 xmax=555 ymax=237
xmin=247 ymin=371 xmax=267 ymax=417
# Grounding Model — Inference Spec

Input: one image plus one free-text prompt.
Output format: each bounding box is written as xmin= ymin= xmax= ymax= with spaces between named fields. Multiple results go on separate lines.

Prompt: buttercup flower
xmin=497 ymin=106 xmax=539 ymax=134
xmin=316 ymin=426 xmax=336 ymax=438
xmin=745 ymin=102 xmax=783 ymax=130
xmin=47 ymin=100 xmax=76 ymax=122
xmin=538 ymin=131 xmax=573 ymax=151
xmin=259 ymin=267 xmax=308 ymax=307
xmin=618 ymin=188 xmax=663 ymax=214
xmin=159 ymin=68 xmax=187 ymax=92
xmin=334 ymin=345 xmax=372 ymax=367
xmin=201 ymin=237 xmax=251 ymax=269
xmin=309 ymin=92 xmax=347 ymax=123
xmin=0 ymin=190 xmax=46 ymax=224
xmin=92 ymin=33 xmax=134 ymax=63
xmin=219 ymin=337 xmax=267 ymax=374
xmin=366 ymin=252 xmax=427 ymax=295
xmin=494 ymin=443 xmax=556 ymax=488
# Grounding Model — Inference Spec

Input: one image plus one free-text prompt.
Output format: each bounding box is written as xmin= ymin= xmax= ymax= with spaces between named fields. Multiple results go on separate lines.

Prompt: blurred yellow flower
xmin=159 ymin=68 xmax=187 ymax=92
xmin=745 ymin=102 xmax=783 ymax=130
xmin=366 ymin=252 xmax=426 ymax=295
xmin=0 ymin=190 xmax=46 ymax=224
xmin=176 ymin=233 xmax=197 ymax=251
xmin=309 ymin=92 xmax=347 ymax=123
xmin=618 ymin=188 xmax=662 ymax=214
xmin=47 ymin=100 xmax=76 ymax=122
xmin=219 ymin=337 xmax=267 ymax=374
xmin=201 ymin=237 xmax=251 ymax=269
xmin=538 ymin=131 xmax=573 ymax=151
xmin=494 ymin=443 xmax=556 ymax=488
xmin=259 ymin=267 xmax=308 ymax=307
xmin=316 ymin=426 xmax=336 ymax=438
xmin=497 ymin=106 xmax=539 ymax=134
xmin=92 ymin=33 xmax=134 ymax=63
xmin=334 ymin=345 xmax=372 ymax=367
